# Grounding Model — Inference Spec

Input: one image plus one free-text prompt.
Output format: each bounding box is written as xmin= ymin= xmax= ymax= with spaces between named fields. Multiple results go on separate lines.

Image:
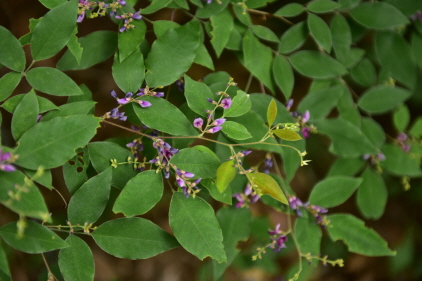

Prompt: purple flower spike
xmin=221 ymin=98 xmax=232 ymax=109
xmin=137 ymin=100 xmax=152 ymax=107
xmin=193 ymin=118 xmax=203 ymax=128
xmin=212 ymin=118 xmax=226 ymax=126
xmin=302 ymin=110 xmax=310 ymax=123
xmin=207 ymin=126 xmax=222 ymax=133
xmin=132 ymin=11 xmax=142 ymax=20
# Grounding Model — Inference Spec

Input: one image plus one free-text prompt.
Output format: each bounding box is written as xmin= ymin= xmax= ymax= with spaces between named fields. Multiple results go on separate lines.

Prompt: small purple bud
xmin=115 ymin=15 xmax=123 ymax=19
xmin=111 ymin=90 xmax=118 ymax=99
xmin=402 ymin=144 xmax=411 ymax=153
xmin=207 ymin=126 xmax=222 ymax=133
xmin=221 ymin=98 xmax=232 ymax=109
xmin=286 ymin=99 xmax=294 ymax=111
xmin=120 ymin=25 xmax=127 ymax=33
xmin=207 ymin=98 xmax=213 ymax=103
xmin=212 ymin=118 xmax=226 ymax=126
xmin=0 ymin=164 xmax=15 ymax=172
xmin=301 ymin=127 xmax=311 ymax=139
xmin=155 ymin=92 xmax=164 ymax=98
xmin=125 ymin=92 xmax=133 ymax=98
xmin=136 ymin=89 xmax=145 ymax=96
xmin=302 ymin=110 xmax=310 ymax=123
xmin=242 ymin=150 xmax=252 ymax=156
xmin=268 ymin=224 xmax=281 ymax=235
xmin=77 ymin=12 xmax=85 ymax=23
xmin=132 ymin=11 xmax=142 ymax=20
xmin=397 ymin=133 xmax=408 ymax=142
xmin=377 ymin=153 xmax=386 ymax=161
xmin=117 ymin=98 xmax=130 ymax=105
xmin=119 ymin=0 xmax=126 ymax=5
xmin=183 ymin=171 xmax=195 ymax=178
xmin=137 ymin=100 xmax=152 ymax=107
xmin=193 ymin=118 xmax=204 ymax=128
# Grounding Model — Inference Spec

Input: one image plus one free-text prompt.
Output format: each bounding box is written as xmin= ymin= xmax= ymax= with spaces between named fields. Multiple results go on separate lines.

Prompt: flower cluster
xmin=206 ymin=91 xmax=232 ymax=110
xmin=289 ymin=196 xmax=329 ymax=227
xmin=233 ymin=184 xmax=260 ymax=208
xmin=150 ymin=139 xmax=179 ymax=179
xmin=363 ymin=152 xmax=386 ymax=165
xmin=0 ymin=148 xmax=16 ymax=172
xmin=262 ymin=153 xmax=273 ymax=174
xmin=193 ymin=117 xmax=225 ymax=134
xmin=126 ymin=139 xmax=145 ymax=171
xmin=173 ymin=166 xmax=202 ymax=198
xmin=267 ymin=224 xmax=288 ymax=253
xmin=286 ymin=99 xmax=316 ymax=139
xmin=104 ymin=107 xmax=127 ymax=121
xmin=136 ymin=86 xmax=164 ymax=98
xmin=110 ymin=90 xmax=152 ymax=107
xmin=229 ymin=150 xmax=253 ymax=174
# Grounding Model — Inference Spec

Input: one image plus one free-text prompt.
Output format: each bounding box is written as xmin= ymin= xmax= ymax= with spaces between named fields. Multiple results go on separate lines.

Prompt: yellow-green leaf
xmin=216 ymin=160 xmax=236 ymax=193
xmin=249 ymin=173 xmax=288 ymax=204
xmin=267 ymin=99 xmax=277 ymax=127
xmin=273 ymin=129 xmax=302 ymax=141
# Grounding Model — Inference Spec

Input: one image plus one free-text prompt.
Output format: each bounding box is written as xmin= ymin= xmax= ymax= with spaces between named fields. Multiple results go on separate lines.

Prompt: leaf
xmin=249 ymin=172 xmax=288 ymax=204
xmin=39 ymin=0 xmax=66 ymax=9
xmin=31 ymin=1 xmax=77 ymax=61
xmin=58 ymin=236 xmax=94 ymax=281
xmin=212 ymin=207 xmax=251 ymax=279
xmin=221 ymin=121 xmax=252 ymax=140
xmin=380 ymin=144 xmax=422 ymax=177
xmin=250 ymin=25 xmax=279 ymax=43
xmin=0 ymin=72 xmax=21 ymax=102
xmin=295 ymin=216 xmax=322 ymax=256
xmin=0 ymin=242 xmax=11 ymax=281
xmin=410 ymin=117 xmax=422 ymax=138
xmin=14 ymin=115 xmax=100 ymax=170
xmin=112 ymin=49 xmax=145 ymax=93
xmin=279 ymin=21 xmax=308 ymax=54
xmin=273 ymin=129 xmax=302 ymax=141
xmin=118 ymin=20 xmax=146 ymax=62
xmin=194 ymin=44 xmax=214 ymax=70
xmin=0 ymin=220 xmax=68 ymax=254
xmin=2 ymin=93 xmax=58 ymax=113
xmin=153 ymin=20 xmax=179 ymax=37
xmin=210 ymin=9 xmax=234 ymax=57
xmin=88 ymin=142 xmax=137 ymax=189
xmin=327 ymin=214 xmax=395 ymax=256
xmin=224 ymin=90 xmax=252 ymax=117
xmin=145 ymin=20 xmax=201 ymax=87
xmin=289 ymin=51 xmax=348 ymax=79
xmin=350 ymin=2 xmax=409 ymax=29
xmin=316 ymin=118 xmax=378 ymax=158
xmin=113 ymin=171 xmax=163 ymax=217
xmin=393 ymin=105 xmax=410 ymax=132
xmin=216 ymin=160 xmax=236 ymax=193
xmin=272 ymin=55 xmax=294 ymax=100
xmin=308 ymin=13 xmax=332 ymax=53
xmin=0 ymin=26 xmax=25 ymax=72
xmin=67 ymin=168 xmax=112 ymax=225
xmin=357 ymin=167 xmax=387 ymax=220
xmin=361 ymin=118 xmax=385 ymax=149
xmin=19 ymin=18 xmax=40 ymax=47
xmin=331 ymin=14 xmax=351 ymax=63
xmin=232 ymin=4 xmax=252 ymax=26
xmin=308 ymin=176 xmax=362 ymax=208
xmin=0 ymin=170 xmax=50 ymax=222
xmin=412 ymin=31 xmax=422 ymax=69
xmin=24 ymin=168 xmax=53 ymax=190
xmin=339 ymin=0 xmax=359 ymax=9
xmin=201 ymin=179 xmax=232 ymax=204
xmin=11 ymin=90 xmax=39 ymax=141
xmin=358 ymin=85 xmax=411 ymax=114
xmin=170 ymin=147 xmax=220 ymax=179
xmin=342 ymin=47 xmax=365 ymax=69
xmin=57 ymin=31 xmax=117 ymax=71
xmin=41 ymin=101 xmax=96 ymax=122
xmin=169 ymin=192 xmax=226 ymax=262
xmin=68 ymin=84 xmax=93 ymax=103
xmin=26 ymin=67 xmax=84 ymax=96
xmin=141 ymin=0 xmax=172 ymax=14
xmin=327 ymin=157 xmax=365 ymax=177
xmin=132 ymin=97 xmax=197 ymax=136
xmin=350 ymin=58 xmax=376 ymax=87
xmin=307 ymin=0 xmax=340 ymax=13
xmin=250 ymin=93 xmax=295 ymax=125
xmin=184 ymin=75 xmax=214 ymax=117
xmin=196 ymin=0 xmax=230 ymax=18
xmin=92 ymin=217 xmax=179 ymax=259
xmin=275 ymin=3 xmax=304 ymax=17
xmin=266 ymin=99 xmax=277 ymax=127
xmin=243 ymin=30 xmax=275 ymax=93
xmin=63 ymin=147 xmax=89 ymax=194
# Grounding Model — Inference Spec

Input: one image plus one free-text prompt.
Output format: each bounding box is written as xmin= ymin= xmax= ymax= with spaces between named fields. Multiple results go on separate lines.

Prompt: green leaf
xmin=201 ymin=179 xmax=232 ymax=204
xmin=224 ymin=90 xmax=252 ymax=117
xmin=39 ymin=0 xmax=66 ymax=9
xmin=327 ymin=157 xmax=365 ymax=177
xmin=2 ymin=93 xmax=58 ymax=113
xmin=112 ymin=49 xmax=145 ymax=93
xmin=184 ymin=75 xmax=214 ymax=117
xmin=41 ymin=101 xmax=96 ymax=122
xmin=67 ymin=168 xmax=112 ymax=225
xmin=221 ymin=121 xmax=252 ymax=140
xmin=275 ymin=3 xmax=304 ymax=17
xmin=212 ymin=207 xmax=251 ymax=279
xmin=350 ymin=2 xmax=409 ymax=29
xmin=393 ymin=105 xmax=410 ymax=132
xmin=196 ymin=0 xmax=229 ymax=18
xmin=279 ymin=21 xmax=308 ymax=54
xmin=57 ymin=31 xmax=117 ymax=71
xmin=0 ymin=26 xmax=25 ymax=72
xmin=0 ymin=171 xmax=50 ymax=222
xmin=24 ymin=168 xmax=53 ymax=190
xmin=361 ymin=118 xmax=385 ymax=149
xmin=308 ymin=13 xmax=332 ymax=53
xmin=331 ymin=14 xmax=351 ymax=63
xmin=273 ymin=129 xmax=302 ymax=141
xmin=250 ymin=93 xmax=295 ymax=125
xmin=380 ymin=144 xmax=422 ymax=177
xmin=267 ymin=99 xmax=277 ymax=127
xmin=170 ymin=147 xmax=220 ymax=179
xmin=68 ymin=84 xmax=93 ymax=103
xmin=243 ymin=30 xmax=275 ymax=93
xmin=232 ymin=4 xmax=252 ymax=26
xmin=66 ymin=31 xmax=83 ymax=65
xmin=194 ymin=44 xmax=214 ymax=70
xmin=26 ymin=67 xmax=84 ymax=96
xmin=339 ymin=0 xmax=359 ymax=9
xmin=295 ymin=216 xmax=322 ymax=256
xmin=0 ymin=220 xmax=68 ymax=254
xmin=14 ymin=115 xmax=100 ymax=170
xmin=113 ymin=171 xmax=163 ymax=217
xmin=88 ymin=141 xmax=137 ymax=189
xmin=250 ymin=25 xmax=279 ymax=43
xmin=118 ymin=20 xmax=146 ymax=62
xmin=58 ymin=236 xmax=94 ymax=281
xmin=0 ymin=242 xmax=11 ymax=281
xmin=327 ymin=214 xmax=395 ymax=256
xmin=216 ymin=160 xmax=236 ymax=193
xmin=308 ymin=176 xmax=362 ymax=208
xmin=92 ymin=217 xmax=179 ymax=259
xmin=273 ymin=55 xmax=294 ymax=100
xmin=342 ymin=47 xmax=365 ymax=69
xmin=358 ymin=85 xmax=411 ymax=114
xmin=357 ymin=167 xmax=387 ymax=220
xmin=350 ymin=58 xmax=376 ymax=87
xmin=0 ymin=72 xmax=21 ymax=102
xmin=173 ymin=0 xmax=189 ymax=9
xmin=169 ymin=192 xmax=226 ymax=262
xmin=289 ymin=51 xmax=348 ymax=79
xmin=63 ymin=147 xmax=89 ymax=194
xmin=141 ymin=0 xmax=172 ymax=14
xmin=11 ymin=89 xmax=39 ymax=141
xmin=132 ymin=97 xmax=197 ymax=135
xmin=145 ymin=20 xmax=201 ymax=87
xmin=412 ymin=31 xmax=422 ymax=69
xmin=19 ymin=18 xmax=40 ymax=47
xmin=316 ymin=118 xmax=378 ymax=158
xmin=410 ymin=117 xmax=422 ymax=138
xmin=31 ymin=1 xmax=77 ymax=60
xmin=307 ymin=0 xmax=340 ymax=13
xmin=249 ymin=172 xmax=288 ymax=204
xmin=210 ymin=9 xmax=234 ymax=57
xmin=375 ymin=31 xmax=416 ymax=89
xmin=153 ymin=20 xmax=179 ymax=37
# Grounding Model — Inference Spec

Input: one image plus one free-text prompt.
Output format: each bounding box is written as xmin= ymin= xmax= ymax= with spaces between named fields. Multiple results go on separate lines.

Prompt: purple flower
xmin=154 ymin=92 xmax=164 ymax=98
xmin=233 ymin=184 xmax=260 ymax=208
xmin=118 ymin=0 xmax=126 ymax=5
xmin=207 ymin=98 xmax=214 ymax=103
xmin=193 ymin=118 xmax=203 ymax=128
xmin=110 ymin=90 xmax=118 ymax=99
xmin=268 ymin=223 xmax=282 ymax=236
xmin=289 ymin=196 xmax=303 ymax=217
xmin=207 ymin=126 xmax=222 ymax=133
xmin=221 ymin=98 xmax=232 ymax=109
xmin=137 ymin=100 xmax=152 ymax=107
xmin=302 ymin=110 xmax=310 ymax=123
xmin=136 ymin=88 xmax=145 ymax=96
xmin=212 ymin=118 xmax=226 ymax=126
xmin=377 ymin=153 xmax=386 ymax=161
xmin=286 ymin=99 xmax=294 ymax=111
xmin=271 ymin=235 xmax=288 ymax=252
xmin=77 ymin=12 xmax=85 ymax=23
xmin=132 ymin=11 xmax=142 ymax=20
xmin=397 ymin=133 xmax=408 ymax=142
xmin=301 ymin=127 xmax=311 ymax=139
xmin=0 ymin=148 xmax=15 ymax=172
xmin=107 ymin=108 xmax=127 ymax=121
xmin=263 ymin=154 xmax=273 ymax=174
xmin=308 ymin=204 xmax=328 ymax=225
